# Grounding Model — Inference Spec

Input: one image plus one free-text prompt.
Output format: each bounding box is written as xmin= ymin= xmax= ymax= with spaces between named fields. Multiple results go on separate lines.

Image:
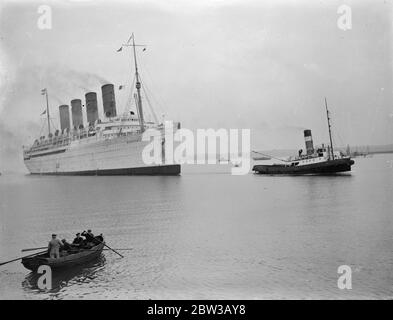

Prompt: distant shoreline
xmin=368 ymin=150 xmax=393 ymax=154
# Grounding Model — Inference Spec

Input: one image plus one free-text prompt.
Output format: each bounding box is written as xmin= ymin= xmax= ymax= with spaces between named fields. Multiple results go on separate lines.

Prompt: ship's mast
xmin=131 ymin=34 xmax=145 ymax=133
xmin=324 ymin=97 xmax=334 ymax=160
xmin=44 ymin=88 xmax=51 ymax=135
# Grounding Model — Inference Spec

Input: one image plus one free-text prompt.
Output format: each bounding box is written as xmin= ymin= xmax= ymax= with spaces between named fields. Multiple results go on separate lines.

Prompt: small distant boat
xmin=253 ymin=98 xmax=355 ymax=175
xmin=21 ymin=242 xmax=105 ymax=272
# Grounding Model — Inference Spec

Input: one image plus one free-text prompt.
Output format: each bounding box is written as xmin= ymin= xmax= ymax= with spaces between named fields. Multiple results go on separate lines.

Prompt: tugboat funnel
xmin=304 ymin=129 xmax=314 ymax=155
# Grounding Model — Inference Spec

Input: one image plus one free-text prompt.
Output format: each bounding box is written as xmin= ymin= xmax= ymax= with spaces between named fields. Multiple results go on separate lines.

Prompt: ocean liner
xmin=252 ymin=98 xmax=355 ymax=175
xmin=23 ymin=35 xmax=180 ymax=175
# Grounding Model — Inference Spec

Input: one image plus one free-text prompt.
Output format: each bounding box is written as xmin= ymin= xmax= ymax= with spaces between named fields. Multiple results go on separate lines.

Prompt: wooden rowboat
xmin=21 ymin=242 xmax=105 ymax=272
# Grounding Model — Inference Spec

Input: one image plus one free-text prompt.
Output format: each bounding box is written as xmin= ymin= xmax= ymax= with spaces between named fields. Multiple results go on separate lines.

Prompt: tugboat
xmin=253 ymin=98 xmax=355 ymax=175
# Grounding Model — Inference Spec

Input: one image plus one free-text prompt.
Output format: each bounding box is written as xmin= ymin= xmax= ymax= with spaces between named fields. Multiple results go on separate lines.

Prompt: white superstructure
xmin=23 ymin=115 xmax=180 ymax=175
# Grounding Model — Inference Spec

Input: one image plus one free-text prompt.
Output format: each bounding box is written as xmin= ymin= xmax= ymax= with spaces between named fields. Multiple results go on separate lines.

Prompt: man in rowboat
xmin=61 ymin=239 xmax=72 ymax=251
xmin=82 ymin=230 xmax=95 ymax=243
xmin=81 ymin=230 xmax=103 ymax=246
xmin=48 ymin=234 xmax=63 ymax=259
xmin=72 ymin=233 xmax=84 ymax=246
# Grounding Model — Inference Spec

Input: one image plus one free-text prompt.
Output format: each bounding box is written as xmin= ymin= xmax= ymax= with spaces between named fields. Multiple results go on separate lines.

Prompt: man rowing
xmin=61 ymin=239 xmax=72 ymax=251
xmin=72 ymin=233 xmax=84 ymax=246
xmin=81 ymin=230 xmax=104 ymax=246
xmin=82 ymin=230 xmax=95 ymax=242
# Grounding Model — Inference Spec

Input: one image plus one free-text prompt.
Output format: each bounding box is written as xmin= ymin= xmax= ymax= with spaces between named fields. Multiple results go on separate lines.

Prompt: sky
xmin=0 ymin=0 xmax=392 ymax=171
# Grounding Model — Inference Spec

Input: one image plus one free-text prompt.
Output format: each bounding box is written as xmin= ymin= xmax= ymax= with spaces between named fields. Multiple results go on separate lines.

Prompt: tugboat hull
xmin=253 ymin=158 xmax=355 ymax=175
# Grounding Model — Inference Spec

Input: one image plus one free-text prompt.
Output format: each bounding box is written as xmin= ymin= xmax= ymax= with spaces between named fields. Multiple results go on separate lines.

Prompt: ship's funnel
xmin=85 ymin=92 xmax=99 ymax=126
xmin=59 ymin=105 xmax=71 ymax=132
xmin=303 ymin=129 xmax=314 ymax=155
xmin=71 ymin=99 xmax=83 ymax=129
xmin=101 ymin=84 xmax=117 ymax=118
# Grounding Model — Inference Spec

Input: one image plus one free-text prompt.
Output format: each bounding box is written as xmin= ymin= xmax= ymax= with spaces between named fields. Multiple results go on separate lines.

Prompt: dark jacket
xmin=72 ymin=236 xmax=84 ymax=245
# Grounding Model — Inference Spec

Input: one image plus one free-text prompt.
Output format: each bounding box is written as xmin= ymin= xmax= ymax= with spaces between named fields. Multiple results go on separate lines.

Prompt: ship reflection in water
xmin=0 ymin=154 xmax=392 ymax=299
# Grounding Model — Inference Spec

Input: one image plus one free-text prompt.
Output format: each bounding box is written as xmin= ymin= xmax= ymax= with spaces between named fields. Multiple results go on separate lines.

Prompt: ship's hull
xmin=252 ymin=158 xmax=354 ymax=175
xmin=29 ymin=164 xmax=180 ymax=176
xmin=24 ymin=134 xmax=181 ymax=176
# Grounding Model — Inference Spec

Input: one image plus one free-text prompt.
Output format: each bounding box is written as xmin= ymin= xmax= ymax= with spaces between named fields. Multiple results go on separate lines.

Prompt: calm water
xmin=0 ymin=154 xmax=392 ymax=299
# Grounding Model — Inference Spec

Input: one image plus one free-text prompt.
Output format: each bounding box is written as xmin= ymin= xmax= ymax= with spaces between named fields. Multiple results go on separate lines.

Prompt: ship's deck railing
xmin=24 ymin=119 xmax=164 ymax=153
xmin=24 ymin=136 xmax=72 ymax=153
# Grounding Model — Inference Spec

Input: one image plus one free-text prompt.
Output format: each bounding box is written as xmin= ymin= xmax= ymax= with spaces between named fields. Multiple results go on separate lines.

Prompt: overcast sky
xmin=0 ymin=0 xmax=392 ymax=171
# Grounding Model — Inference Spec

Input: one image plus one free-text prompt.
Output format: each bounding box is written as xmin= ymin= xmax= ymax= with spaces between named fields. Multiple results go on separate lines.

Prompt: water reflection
xmin=1 ymin=156 xmax=392 ymax=299
xmin=22 ymin=254 xmax=106 ymax=296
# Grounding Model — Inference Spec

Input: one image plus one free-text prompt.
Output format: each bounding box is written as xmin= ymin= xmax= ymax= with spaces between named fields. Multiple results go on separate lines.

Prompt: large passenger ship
xmin=23 ymin=35 xmax=180 ymax=175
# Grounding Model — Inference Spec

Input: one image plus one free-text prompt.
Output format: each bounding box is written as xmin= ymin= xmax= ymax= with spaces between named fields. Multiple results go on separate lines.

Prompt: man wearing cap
xmin=48 ymin=234 xmax=63 ymax=259
xmin=87 ymin=229 xmax=95 ymax=239
xmin=82 ymin=230 xmax=95 ymax=243
xmin=72 ymin=233 xmax=84 ymax=247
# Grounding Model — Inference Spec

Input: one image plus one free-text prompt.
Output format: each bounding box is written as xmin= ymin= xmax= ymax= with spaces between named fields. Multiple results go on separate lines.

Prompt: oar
xmin=84 ymin=248 xmax=133 ymax=251
xmin=21 ymin=246 xmax=47 ymax=252
xmin=22 ymin=246 xmax=133 ymax=252
xmin=0 ymin=250 xmax=47 ymax=267
xmin=96 ymin=239 xmax=124 ymax=258
xmin=103 ymin=243 xmax=124 ymax=258
xmin=21 ymin=240 xmax=126 ymax=258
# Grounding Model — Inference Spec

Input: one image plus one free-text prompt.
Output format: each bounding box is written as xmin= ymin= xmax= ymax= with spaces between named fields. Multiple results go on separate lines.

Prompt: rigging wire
xmin=38 ymin=118 xmax=46 ymax=138
xmin=251 ymin=150 xmax=290 ymax=163
xmin=117 ymin=39 xmax=138 ymax=116
xmin=120 ymin=44 xmax=158 ymax=122
xmin=133 ymin=94 xmax=141 ymax=123
xmin=139 ymin=75 xmax=159 ymax=123
xmin=121 ymin=75 xmax=136 ymax=115
xmin=333 ymin=126 xmax=345 ymax=149
xmin=50 ymin=117 xmax=57 ymax=133
xmin=138 ymin=58 xmax=167 ymax=121
xmin=327 ymin=107 xmax=345 ymax=151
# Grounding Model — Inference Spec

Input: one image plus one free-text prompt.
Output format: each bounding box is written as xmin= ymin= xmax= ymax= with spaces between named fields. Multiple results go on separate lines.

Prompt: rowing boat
xmin=21 ymin=242 xmax=105 ymax=272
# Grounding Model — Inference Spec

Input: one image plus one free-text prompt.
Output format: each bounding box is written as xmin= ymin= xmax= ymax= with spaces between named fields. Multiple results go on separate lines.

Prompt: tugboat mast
xmin=325 ymin=97 xmax=334 ymax=160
